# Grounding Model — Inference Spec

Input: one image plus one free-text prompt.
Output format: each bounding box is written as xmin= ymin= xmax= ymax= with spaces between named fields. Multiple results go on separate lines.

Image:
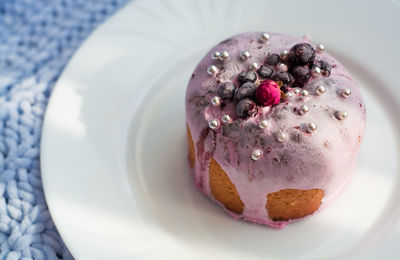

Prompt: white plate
xmin=41 ymin=0 xmax=400 ymax=259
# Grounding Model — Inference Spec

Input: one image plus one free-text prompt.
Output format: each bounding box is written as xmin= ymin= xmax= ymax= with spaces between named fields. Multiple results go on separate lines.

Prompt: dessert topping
xmin=236 ymin=98 xmax=257 ymax=117
xmin=207 ymin=65 xmax=218 ymax=75
xmin=208 ymin=119 xmax=220 ymax=129
xmin=251 ymin=149 xmax=262 ymax=160
xmin=257 ymin=65 xmax=274 ymax=78
xmin=291 ymin=66 xmax=311 ymax=85
xmin=235 ymin=82 xmax=258 ymax=100
xmin=211 ymin=51 xmax=221 ymax=60
xmin=219 ymin=51 xmax=230 ymax=62
xmin=316 ymin=44 xmax=325 ymax=53
xmin=311 ymin=65 xmax=321 ymax=78
xmin=255 ymin=79 xmax=281 ymax=106
xmin=259 ymin=120 xmax=269 ymax=129
xmin=240 ymin=50 xmax=250 ymax=60
xmin=249 ymin=62 xmax=259 ymax=70
xmin=265 ymin=53 xmax=280 ymax=66
xmin=276 ymin=131 xmax=288 ymax=142
xmin=316 ymin=85 xmax=326 ymax=95
xmin=340 ymin=88 xmax=351 ymax=98
xmin=271 ymin=71 xmax=294 ymax=91
xmin=217 ymin=82 xmax=237 ymax=100
xmin=335 ymin=111 xmax=348 ymax=120
xmin=307 ymin=122 xmax=317 ymax=133
xmin=259 ymin=32 xmax=270 ymax=43
xmin=318 ymin=60 xmax=331 ymax=77
xmin=299 ymin=105 xmax=309 ymax=115
xmin=288 ymin=43 xmax=315 ymax=67
xmin=300 ymin=89 xmax=309 ymax=98
xmin=238 ymin=71 xmax=257 ymax=84
xmin=221 ymin=115 xmax=232 ymax=124
xmin=211 ymin=96 xmax=222 ymax=106
xmin=280 ymin=50 xmax=289 ymax=61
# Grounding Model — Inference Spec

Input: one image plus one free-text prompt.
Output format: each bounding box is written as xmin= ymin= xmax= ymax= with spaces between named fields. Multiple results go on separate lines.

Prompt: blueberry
xmin=257 ymin=65 xmax=274 ymax=78
xmin=271 ymin=71 xmax=294 ymax=87
xmin=235 ymin=82 xmax=257 ymax=100
xmin=291 ymin=66 xmax=311 ymax=85
xmin=265 ymin=53 xmax=280 ymax=66
xmin=217 ymin=82 xmax=237 ymax=100
xmin=237 ymin=71 xmax=257 ymax=84
xmin=236 ymin=98 xmax=257 ymax=118
xmin=319 ymin=60 xmax=331 ymax=76
xmin=288 ymin=43 xmax=315 ymax=67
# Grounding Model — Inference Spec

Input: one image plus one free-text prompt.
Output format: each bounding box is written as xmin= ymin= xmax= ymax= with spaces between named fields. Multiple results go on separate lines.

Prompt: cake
xmin=185 ymin=32 xmax=366 ymax=228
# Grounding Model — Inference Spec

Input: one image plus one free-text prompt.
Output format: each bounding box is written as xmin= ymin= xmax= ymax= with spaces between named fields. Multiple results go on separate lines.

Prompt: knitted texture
xmin=0 ymin=0 xmax=128 ymax=259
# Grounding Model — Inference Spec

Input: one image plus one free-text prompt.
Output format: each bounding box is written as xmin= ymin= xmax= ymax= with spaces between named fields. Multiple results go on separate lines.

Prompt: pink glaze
xmin=256 ymin=79 xmax=281 ymax=106
xmin=185 ymin=32 xmax=366 ymax=228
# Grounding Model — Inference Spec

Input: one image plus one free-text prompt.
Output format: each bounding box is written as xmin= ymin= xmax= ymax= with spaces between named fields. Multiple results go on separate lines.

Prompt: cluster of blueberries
xmin=216 ymin=43 xmax=332 ymax=118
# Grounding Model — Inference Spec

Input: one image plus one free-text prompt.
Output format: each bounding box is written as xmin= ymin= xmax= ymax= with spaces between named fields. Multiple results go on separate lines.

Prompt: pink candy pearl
xmin=255 ymin=79 xmax=281 ymax=106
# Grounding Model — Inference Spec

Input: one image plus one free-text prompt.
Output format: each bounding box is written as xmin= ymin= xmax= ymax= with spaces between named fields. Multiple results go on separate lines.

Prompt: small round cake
xmin=185 ymin=32 xmax=366 ymax=228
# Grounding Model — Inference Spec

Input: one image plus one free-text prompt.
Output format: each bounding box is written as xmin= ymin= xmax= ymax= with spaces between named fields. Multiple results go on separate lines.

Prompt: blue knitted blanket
xmin=0 ymin=0 xmax=127 ymax=259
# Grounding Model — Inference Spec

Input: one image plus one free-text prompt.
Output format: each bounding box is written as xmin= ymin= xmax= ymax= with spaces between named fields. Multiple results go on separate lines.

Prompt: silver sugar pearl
xmin=211 ymin=51 xmax=221 ymax=60
xmin=284 ymin=92 xmax=293 ymax=99
xmin=299 ymin=104 xmax=309 ymax=115
xmin=317 ymin=44 xmax=325 ymax=52
xmin=316 ymin=85 xmax=326 ymax=95
xmin=341 ymin=88 xmax=352 ymax=98
xmin=293 ymin=88 xmax=301 ymax=95
xmin=277 ymin=63 xmax=288 ymax=72
xmin=311 ymin=66 xmax=321 ymax=77
xmin=277 ymin=131 xmax=288 ymax=142
xmin=259 ymin=32 xmax=270 ymax=43
xmin=240 ymin=50 xmax=250 ymax=60
xmin=221 ymin=114 xmax=232 ymax=124
xmin=211 ymin=96 xmax=221 ymax=106
xmin=251 ymin=149 xmax=262 ymax=161
xmin=219 ymin=51 xmax=230 ymax=61
xmin=307 ymin=122 xmax=317 ymax=133
xmin=208 ymin=119 xmax=220 ymax=129
xmin=280 ymin=50 xmax=289 ymax=59
xmin=301 ymin=89 xmax=309 ymax=98
xmin=249 ymin=62 xmax=259 ymax=70
xmin=335 ymin=111 xmax=348 ymax=120
xmin=207 ymin=65 xmax=218 ymax=75
xmin=259 ymin=120 xmax=269 ymax=129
